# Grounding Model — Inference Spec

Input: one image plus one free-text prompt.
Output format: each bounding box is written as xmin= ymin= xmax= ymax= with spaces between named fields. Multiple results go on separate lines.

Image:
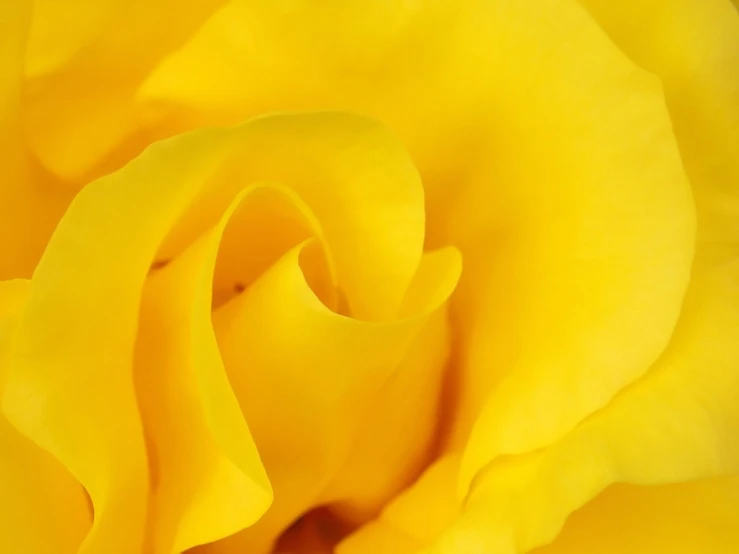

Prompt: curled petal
xmin=3 ymin=111 xmax=427 ymax=553
xmin=157 ymin=112 xmax=425 ymax=322
xmin=136 ymin=0 xmax=507 ymax=241
xmin=326 ymin=248 xmax=462 ymax=522
xmin=202 ymin=242 xmax=460 ymax=553
xmin=2 ymin=119 xmax=233 ymax=554
xmin=135 ymin=188 xmax=285 ymax=553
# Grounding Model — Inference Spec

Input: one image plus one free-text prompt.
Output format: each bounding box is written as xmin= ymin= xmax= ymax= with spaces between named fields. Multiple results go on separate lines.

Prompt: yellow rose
xmin=0 ymin=1 xmax=737 ymax=554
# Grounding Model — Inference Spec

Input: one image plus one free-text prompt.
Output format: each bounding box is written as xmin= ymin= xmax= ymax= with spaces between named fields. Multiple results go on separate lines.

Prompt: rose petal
xmin=454 ymin=0 xmax=739 ymax=549
xmin=136 ymin=0 xmax=505 ymax=241
xmin=323 ymin=310 xmax=450 ymax=522
xmin=199 ymin=242 xmax=460 ymax=554
xmin=337 ymin=456 xmax=460 ymax=554
xmin=324 ymin=247 xmax=462 ymax=520
xmin=421 ymin=234 xmax=739 ymax=553
xmin=3 ymin=112 xmax=428 ymax=553
xmin=135 ymin=189 xmax=287 ymax=553
xmin=0 ymin=0 xmax=72 ymax=279
xmin=209 ymin=184 xmax=338 ymax=310
xmin=530 ymin=477 xmax=739 ymax=554
xmin=342 ymin=0 xmax=737 ymax=551
xmin=3 ymin=123 xmax=234 ymax=554
xmin=0 ymin=280 xmax=91 ymax=554
xmin=403 ymin=239 xmax=737 ymax=552
xmin=470 ymin=248 xmax=739 ymax=554
xmin=157 ymin=112 xmax=425 ymax=322
xmin=22 ymin=0 xmax=229 ymax=181
xmin=24 ymin=0 xmax=117 ymax=79
xmin=140 ymin=0 xmax=695 ymax=478
xmin=581 ymin=0 xmax=739 ymax=259
xmin=427 ymin=0 xmax=695 ymax=492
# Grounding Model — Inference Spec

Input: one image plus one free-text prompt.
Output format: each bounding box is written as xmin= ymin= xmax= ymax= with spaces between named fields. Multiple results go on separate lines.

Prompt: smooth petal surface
xmin=0 ymin=280 xmax=91 ymax=554
xmin=581 ymin=0 xmax=739 ymax=260
xmin=530 ymin=477 xmax=739 ymax=554
xmin=22 ymin=0 xmax=229 ymax=181
xmin=432 ymin=0 xmax=695 ymax=489
xmin=0 ymin=0 xmax=73 ymax=279
xmin=25 ymin=0 xmax=117 ymax=78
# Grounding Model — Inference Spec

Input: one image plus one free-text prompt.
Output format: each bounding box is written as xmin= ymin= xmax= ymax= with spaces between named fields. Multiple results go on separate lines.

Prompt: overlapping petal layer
xmin=440 ymin=0 xmax=694 ymax=484
xmin=531 ymin=477 xmax=739 ymax=554
xmin=136 ymin=0 xmax=696 ymax=476
xmin=338 ymin=0 xmax=739 ymax=552
xmin=135 ymin=190 xmax=276 ymax=554
xmin=1 ymin=2 xmax=735 ymax=554
xmin=200 ymin=244 xmax=459 ymax=554
xmin=0 ymin=0 xmax=73 ymax=279
xmin=338 ymin=456 xmax=460 ymax=554
xmin=581 ymin=0 xmax=739 ymax=260
xmin=2 ymin=121 xmax=228 ymax=554
xmin=0 ymin=280 xmax=91 ymax=554
xmin=2 ymin=111 xmax=458 ymax=554
xmin=23 ymin=0 xmax=229 ymax=181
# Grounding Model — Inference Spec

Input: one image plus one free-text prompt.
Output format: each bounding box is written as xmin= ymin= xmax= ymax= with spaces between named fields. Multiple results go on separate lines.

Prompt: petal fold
xmin=201 ymin=242 xmax=460 ymax=554
xmin=337 ymin=456 xmax=460 ymax=554
xmin=3 ymin=111 xmax=428 ymax=553
xmin=23 ymin=0 xmax=229 ymax=180
xmin=0 ymin=280 xmax=91 ymax=554
xmin=136 ymin=189 xmax=279 ymax=554
xmin=531 ymin=477 xmax=739 ymax=554
xmin=0 ymin=0 xmax=72 ymax=279
xmin=439 ymin=0 xmax=696 ymax=493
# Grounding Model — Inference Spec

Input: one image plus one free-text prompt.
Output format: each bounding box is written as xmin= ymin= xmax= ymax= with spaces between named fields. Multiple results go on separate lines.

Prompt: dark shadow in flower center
xmin=272 ymin=507 xmax=357 ymax=554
